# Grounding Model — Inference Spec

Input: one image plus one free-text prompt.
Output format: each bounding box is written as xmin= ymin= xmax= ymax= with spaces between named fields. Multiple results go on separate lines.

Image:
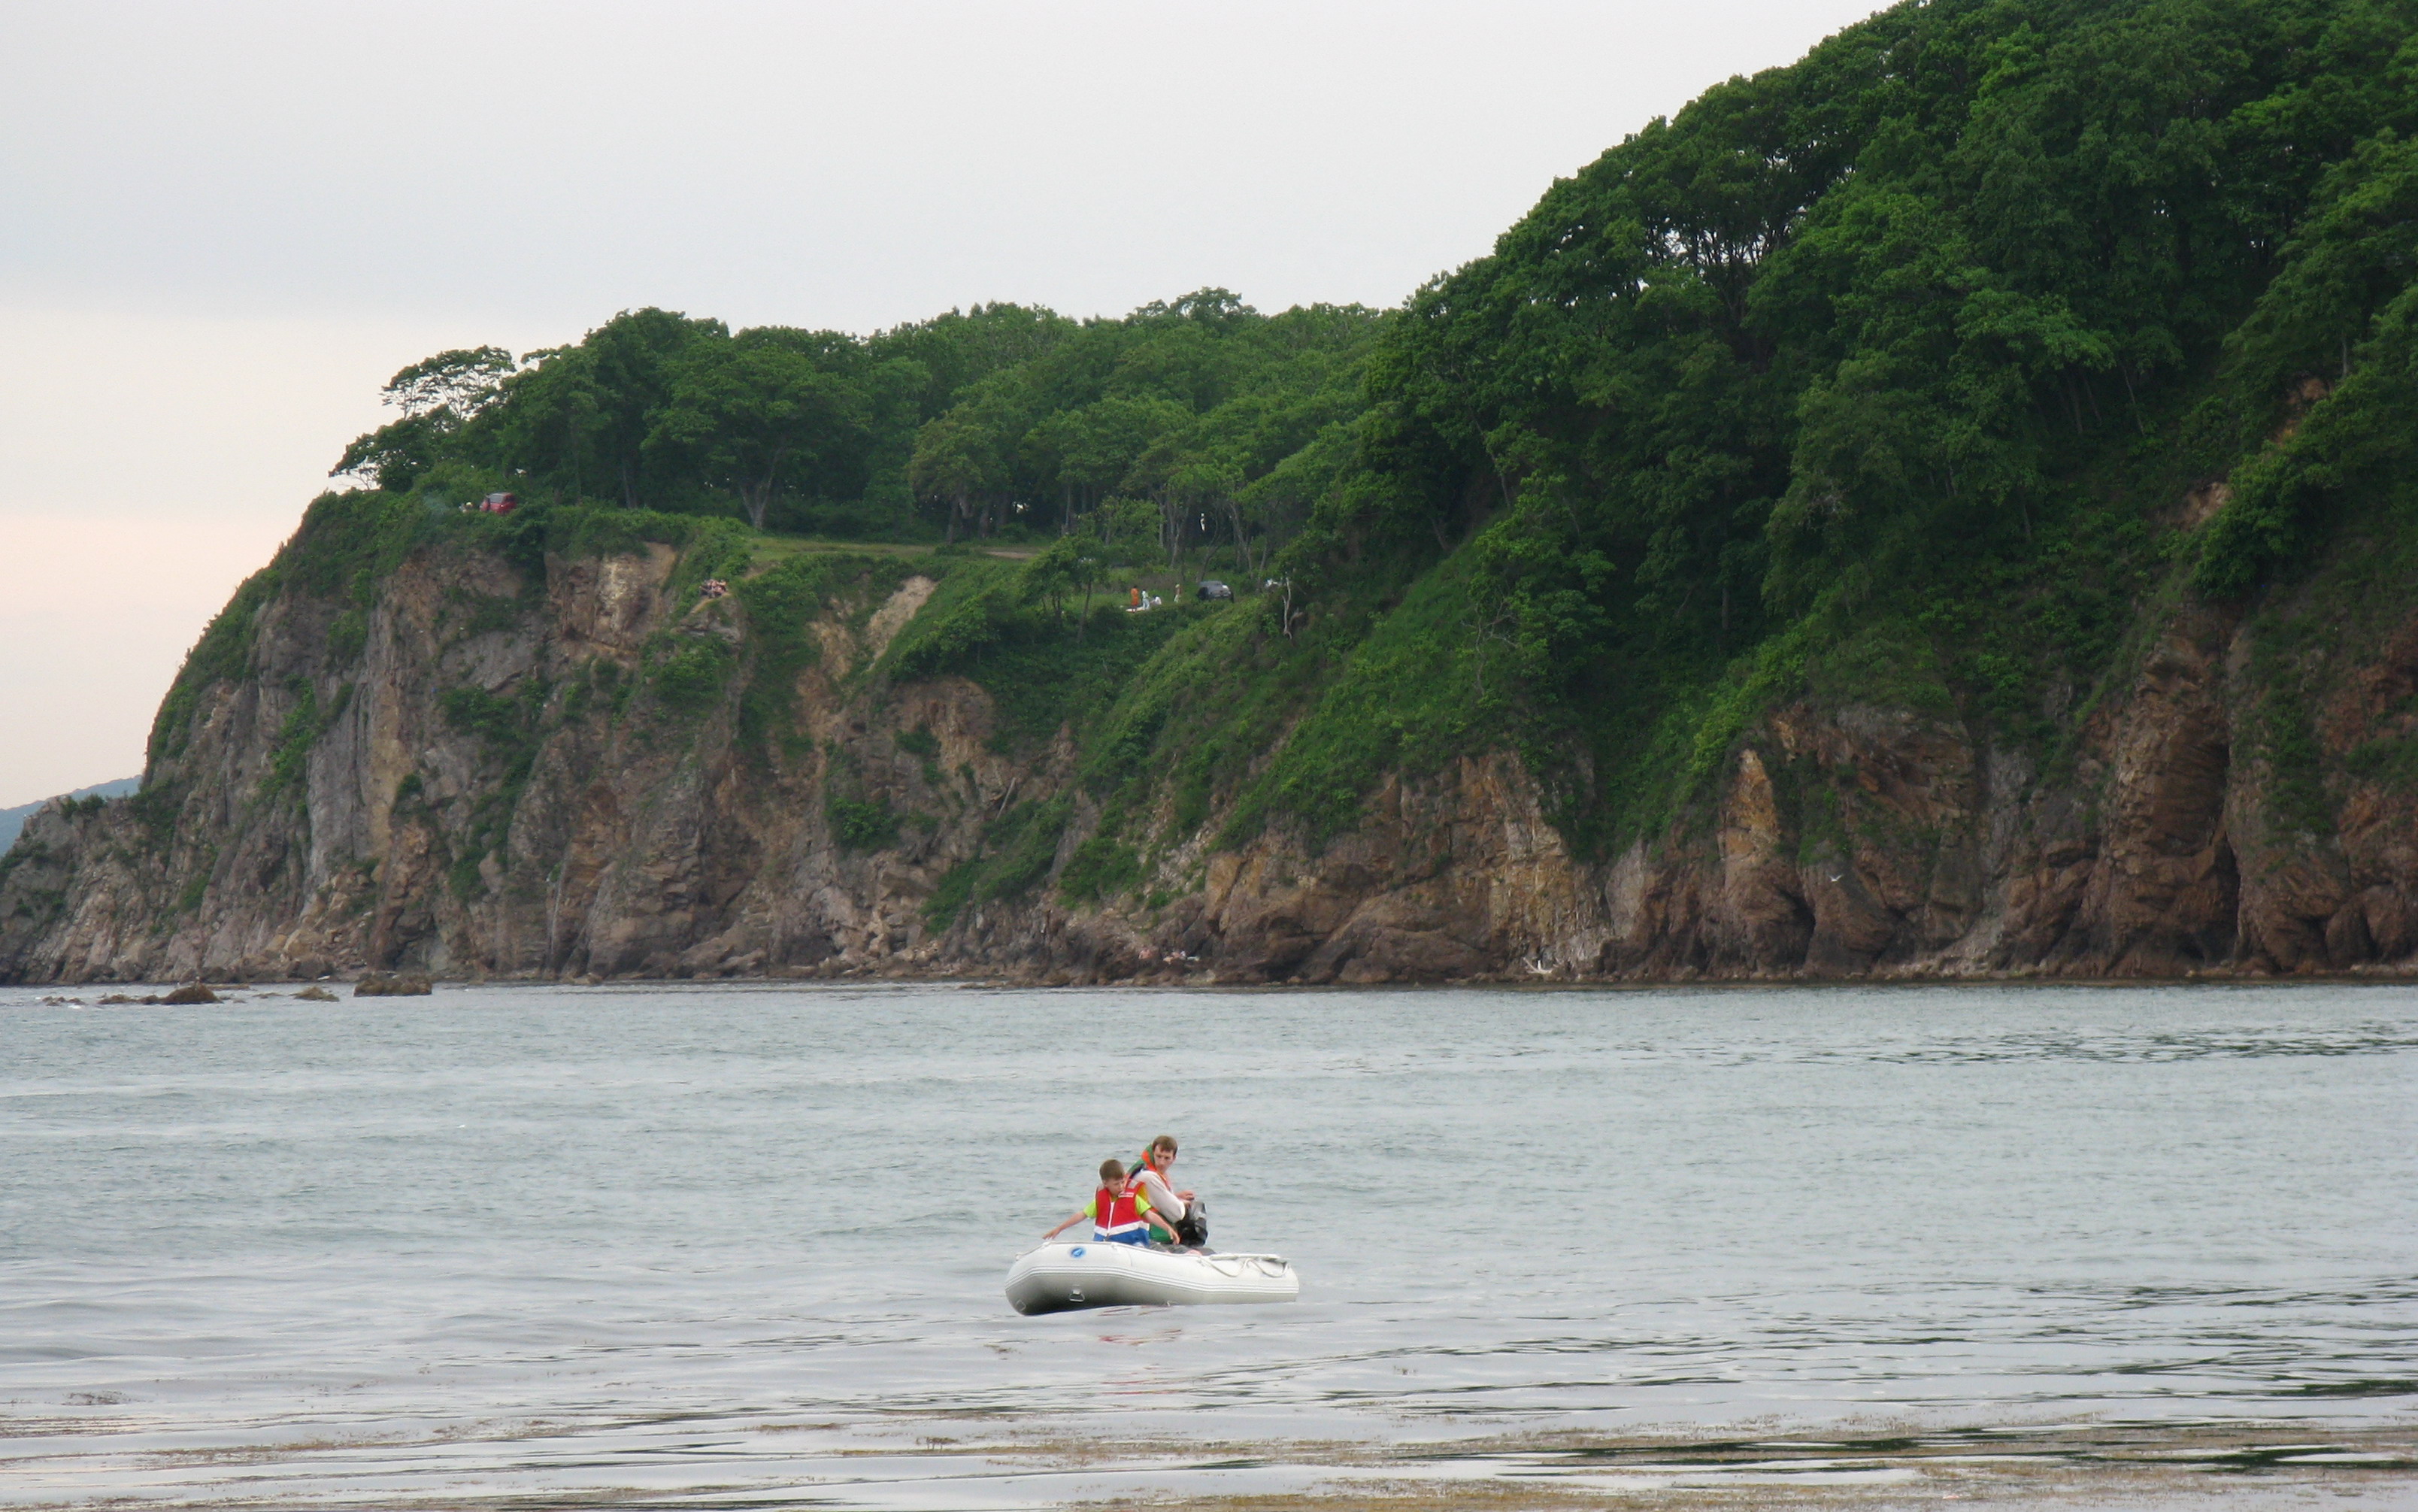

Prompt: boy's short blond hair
xmin=1098 ymin=1158 xmax=1126 ymax=1183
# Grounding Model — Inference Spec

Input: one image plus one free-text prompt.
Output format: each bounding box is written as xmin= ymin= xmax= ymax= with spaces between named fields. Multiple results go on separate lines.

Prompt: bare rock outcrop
xmin=8 ymin=525 xmax=2418 ymax=987
xmin=353 ymin=971 xmax=433 ymax=997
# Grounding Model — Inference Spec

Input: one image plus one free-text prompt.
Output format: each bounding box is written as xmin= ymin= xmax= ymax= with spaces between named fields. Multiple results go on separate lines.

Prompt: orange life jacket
xmin=1092 ymin=1183 xmax=1150 ymax=1244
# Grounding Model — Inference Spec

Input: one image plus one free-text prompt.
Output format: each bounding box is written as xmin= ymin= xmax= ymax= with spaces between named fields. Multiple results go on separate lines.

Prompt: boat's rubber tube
xmin=1004 ymin=1243 xmax=1301 ymax=1314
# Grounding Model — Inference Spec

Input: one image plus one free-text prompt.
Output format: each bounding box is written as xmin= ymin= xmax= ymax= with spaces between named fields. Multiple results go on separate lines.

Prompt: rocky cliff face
xmin=7 ymin=523 xmax=2418 ymax=986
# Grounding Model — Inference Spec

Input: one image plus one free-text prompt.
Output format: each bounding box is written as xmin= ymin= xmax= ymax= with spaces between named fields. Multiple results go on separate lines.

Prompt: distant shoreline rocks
xmin=353 ymin=971 xmax=433 ymax=998
xmin=48 ymin=978 xmax=425 ymax=1006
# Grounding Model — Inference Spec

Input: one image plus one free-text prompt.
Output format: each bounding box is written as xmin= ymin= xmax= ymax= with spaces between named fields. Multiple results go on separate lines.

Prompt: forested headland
xmin=10 ymin=0 xmax=2418 ymax=985
xmin=333 ymin=288 xmax=1379 ymax=559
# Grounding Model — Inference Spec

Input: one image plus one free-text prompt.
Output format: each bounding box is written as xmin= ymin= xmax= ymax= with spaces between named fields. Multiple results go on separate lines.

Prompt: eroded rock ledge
xmin=7 ymin=541 xmax=2417 ymax=987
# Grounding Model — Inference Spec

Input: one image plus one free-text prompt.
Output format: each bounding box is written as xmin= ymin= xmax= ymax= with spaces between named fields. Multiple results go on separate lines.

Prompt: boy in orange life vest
xmin=1041 ymin=1159 xmax=1177 ymax=1247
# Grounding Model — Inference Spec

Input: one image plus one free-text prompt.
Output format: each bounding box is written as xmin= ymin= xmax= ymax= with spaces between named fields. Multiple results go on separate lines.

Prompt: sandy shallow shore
xmin=7 ymin=1414 xmax=2414 ymax=1510
xmin=1092 ymin=1422 xmax=2418 ymax=1510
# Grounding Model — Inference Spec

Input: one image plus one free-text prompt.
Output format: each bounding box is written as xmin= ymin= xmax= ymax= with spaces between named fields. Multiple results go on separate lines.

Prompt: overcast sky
xmin=0 ymin=0 xmax=1883 ymax=808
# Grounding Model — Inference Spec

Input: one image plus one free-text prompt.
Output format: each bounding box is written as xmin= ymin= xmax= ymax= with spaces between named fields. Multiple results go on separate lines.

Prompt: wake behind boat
xmin=1004 ymin=1242 xmax=1301 ymax=1314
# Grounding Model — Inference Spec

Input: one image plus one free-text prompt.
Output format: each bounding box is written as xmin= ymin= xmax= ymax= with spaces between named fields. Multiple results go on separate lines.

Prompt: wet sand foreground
xmin=6 ymin=1413 xmax=2415 ymax=1508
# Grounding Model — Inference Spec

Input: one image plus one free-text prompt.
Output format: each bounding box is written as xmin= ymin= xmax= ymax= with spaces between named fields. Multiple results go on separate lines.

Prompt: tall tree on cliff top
xmin=331 ymin=346 xmax=516 ymax=492
xmin=644 ymin=336 xmax=873 ymax=529
xmin=908 ymin=408 xmax=1010 ymax=541
xmin=491 ymin=309 xmax=729 ymax=507
xmin=868 ymin=302 xmax=1074 ymax=423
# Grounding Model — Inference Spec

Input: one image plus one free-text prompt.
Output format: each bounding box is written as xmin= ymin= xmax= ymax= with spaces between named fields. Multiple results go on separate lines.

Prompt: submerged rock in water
xmin=294 ymin=985 xmax=341 ymax=1001
xmin=159 ymin=982 xmax=217 ymax=1004
xmin=354 ymin=972 xmax=432 ymax=998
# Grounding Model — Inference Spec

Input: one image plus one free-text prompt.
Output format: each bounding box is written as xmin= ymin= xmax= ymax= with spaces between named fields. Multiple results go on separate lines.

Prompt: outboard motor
xmin=1177 ymin=1197 xmax=1209 ymax=1250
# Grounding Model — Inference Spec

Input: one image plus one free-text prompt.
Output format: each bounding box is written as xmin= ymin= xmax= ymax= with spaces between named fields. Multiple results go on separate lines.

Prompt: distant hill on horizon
xmin=0 ymin=779 xmax=139 ymax=853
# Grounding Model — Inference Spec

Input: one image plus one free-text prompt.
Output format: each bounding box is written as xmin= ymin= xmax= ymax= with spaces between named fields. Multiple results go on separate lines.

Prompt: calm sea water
xmin=2 ymin=980 xmax=2413 ymax=1507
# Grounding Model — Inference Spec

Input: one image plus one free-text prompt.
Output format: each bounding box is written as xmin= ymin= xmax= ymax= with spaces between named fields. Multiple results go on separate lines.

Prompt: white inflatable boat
xmin=1004 ymin=1242 xmax=1301 ymax=1314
